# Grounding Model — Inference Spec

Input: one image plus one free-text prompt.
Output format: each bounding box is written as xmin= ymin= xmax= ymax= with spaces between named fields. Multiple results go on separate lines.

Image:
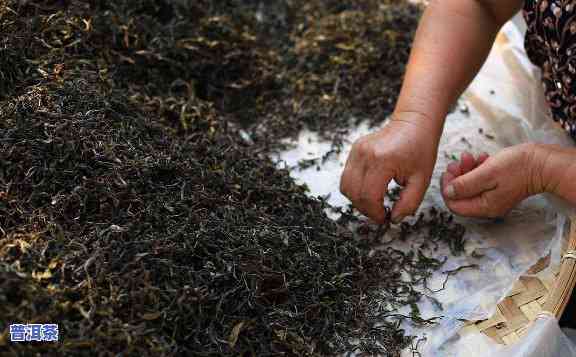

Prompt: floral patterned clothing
xmin=523 ymin=0 xmax=576 ymax=139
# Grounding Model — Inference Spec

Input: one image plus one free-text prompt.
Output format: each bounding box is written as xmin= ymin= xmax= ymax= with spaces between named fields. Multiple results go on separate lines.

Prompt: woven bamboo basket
xmin=459 ymin=216 xmax=576 ymax=345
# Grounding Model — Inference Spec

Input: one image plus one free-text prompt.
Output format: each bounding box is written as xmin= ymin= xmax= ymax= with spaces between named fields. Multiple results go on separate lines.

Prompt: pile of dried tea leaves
xmin=0 ymin=1 xmax=471 ymax=356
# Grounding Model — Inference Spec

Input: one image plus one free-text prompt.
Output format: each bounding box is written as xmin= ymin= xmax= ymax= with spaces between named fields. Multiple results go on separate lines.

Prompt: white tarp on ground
xmin=274 ymin=14 xmax=576 ymax=357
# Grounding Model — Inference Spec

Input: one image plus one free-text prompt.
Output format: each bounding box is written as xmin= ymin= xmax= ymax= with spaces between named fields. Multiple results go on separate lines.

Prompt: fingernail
xmin=445 ymin=184 xmax=455 ymax=199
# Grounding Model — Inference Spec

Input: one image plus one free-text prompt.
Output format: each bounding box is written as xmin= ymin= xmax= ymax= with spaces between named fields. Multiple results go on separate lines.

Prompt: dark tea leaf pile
xmin=0 ymin=1 xmax=469 ymax=356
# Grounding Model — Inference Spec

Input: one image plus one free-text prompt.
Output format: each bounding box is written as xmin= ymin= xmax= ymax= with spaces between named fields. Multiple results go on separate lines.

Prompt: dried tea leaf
xmin=141 ymin=312 xmax=162 ymax=321
xmin=228 ymin=321 xmax=245 ymax=348
xmin=0 ymin=2 xmax=475 ymax=357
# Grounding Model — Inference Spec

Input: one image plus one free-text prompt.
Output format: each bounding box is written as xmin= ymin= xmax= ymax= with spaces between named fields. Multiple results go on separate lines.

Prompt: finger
xmin=443 ymin=164 xmax=496 ymax=200
xmin=340 ymin=148 xmax=366 ymax=201
xmin=447 ymin=187 xmax=509 ymax=218
xmin=447 ymin=162 xmax=461 ymax=176
xmin=441 ymin=171 xmax=456 ymax=195
xmin=477 ymin=152 xmax=490 ymax=165
xmin=357 ymin=169 xmax=392 ymax=223
xmin=445 ymin=191 xmax=494 ymax=218
xmin=460 ymin=151 xmax=476 ymax=174
xmin=390 ymin=175 xmax=427 ymax=223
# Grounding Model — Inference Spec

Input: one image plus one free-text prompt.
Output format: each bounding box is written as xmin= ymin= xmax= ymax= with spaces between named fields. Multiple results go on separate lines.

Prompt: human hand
xmin=441 ymin=143 xmax=543 ymax=218
xmin=340 ymin=112 xmax=441 ymax=224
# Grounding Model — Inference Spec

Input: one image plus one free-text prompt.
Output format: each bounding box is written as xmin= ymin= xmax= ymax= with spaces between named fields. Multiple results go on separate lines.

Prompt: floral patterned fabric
xmin=523 ymin=0 xmax=576 ymax=139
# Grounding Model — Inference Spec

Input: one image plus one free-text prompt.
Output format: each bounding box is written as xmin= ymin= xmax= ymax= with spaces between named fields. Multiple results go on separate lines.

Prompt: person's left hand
xmin=441 ymin=143 xmax=543 ymax=218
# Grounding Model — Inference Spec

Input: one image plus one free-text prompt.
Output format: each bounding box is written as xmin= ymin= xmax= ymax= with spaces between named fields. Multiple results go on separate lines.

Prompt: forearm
xmin=534 ymin=144 xmax=576 ymax=204
xmin=394 ymin=0 xmax=521 ymax=137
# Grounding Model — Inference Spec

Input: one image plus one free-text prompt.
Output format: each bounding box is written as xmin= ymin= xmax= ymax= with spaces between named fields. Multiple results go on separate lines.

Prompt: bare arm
xmin=395 ymin=0 xmax=524 ymax=135
xmin=535 ymin=144 xmax=576 ymax=204
xmin=341 ymin=0 xmax=524 ymax=224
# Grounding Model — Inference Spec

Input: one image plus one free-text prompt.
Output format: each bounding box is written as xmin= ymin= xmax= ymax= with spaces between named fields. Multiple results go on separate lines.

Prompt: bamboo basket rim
xmin=460 ymin=215 xmax=576 ymax=345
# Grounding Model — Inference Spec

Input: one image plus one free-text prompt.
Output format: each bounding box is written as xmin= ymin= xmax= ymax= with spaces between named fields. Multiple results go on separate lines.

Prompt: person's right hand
xmin=339 ymin=111 xmax=441 ymax=224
